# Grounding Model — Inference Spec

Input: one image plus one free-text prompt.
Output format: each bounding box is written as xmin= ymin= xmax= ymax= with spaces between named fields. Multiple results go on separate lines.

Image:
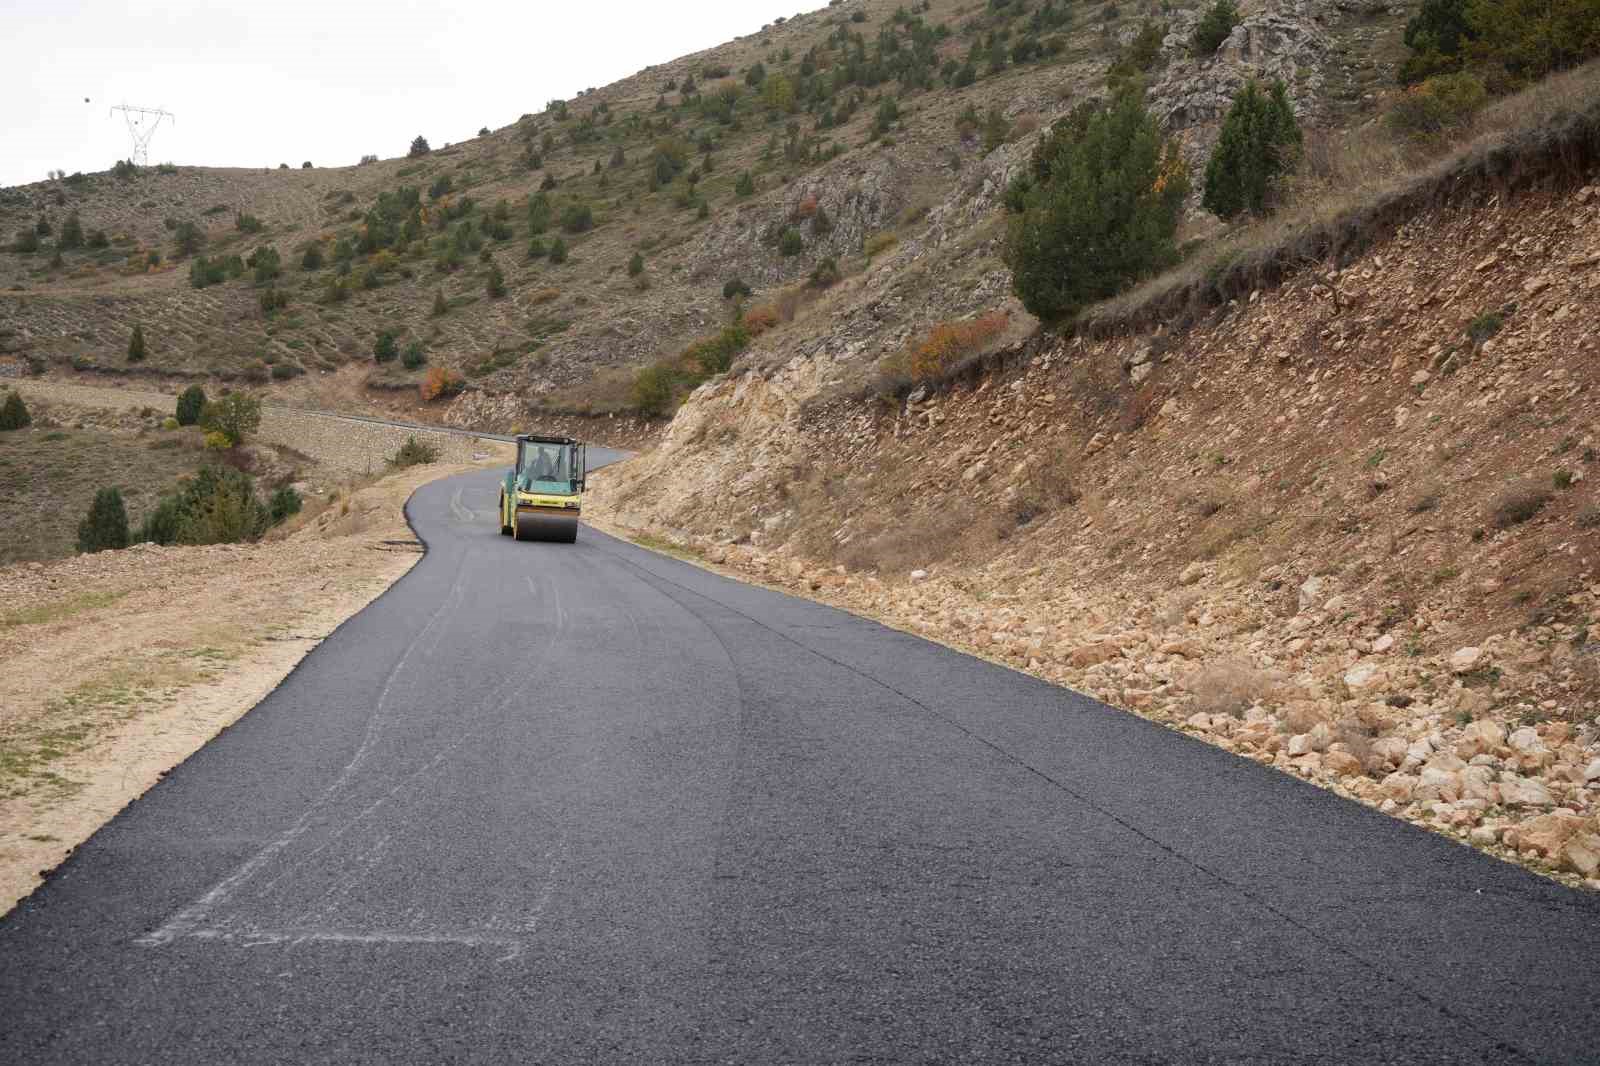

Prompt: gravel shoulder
xmin=0 ymin=451 xmax=511 ymax=915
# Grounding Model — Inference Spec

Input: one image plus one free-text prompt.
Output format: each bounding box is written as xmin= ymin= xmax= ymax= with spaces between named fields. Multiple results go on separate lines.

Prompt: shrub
xmin=162 ymin=417 xmax=180 ymax=430
xmin=1461 ymin=0 xmax=1599 ymax=87
xmin=0 ymin=391 xmax=31 ymax=430
xmin=77 ymin=488 xmax=130 ymax=553
xmin=723 ymin=277 xmax=751 ymax=299
xmin=778 ymin=227 xmax=804 ymax=256
xmin=172 ymin=220 xmax=205 ymax=257
xmin=810 ymin=205 xmax=832 ymax=236
xmin=113 ymin=159 xmax=138 ymax=179
xmin=391 ymin=436 xmax=440 ymax=467
xmin=301 ymin=242 xmax=325 ymax=270
xmin=88 ymin=229 xmax=109 ymax=248
xmin=140 ymin=466 xmax=270 ymax=545
xmin=175 ymin=384 xmax=206 ymax=426
xmin=628 ymin=251 xmax=645 ymax=277
xmin=401 ymin=341 xmax=427 ymax=369
xmin=236 ymin=212 xmax=264 ymax=233
xmin=269 ymin=362 xmax=301 ymax=380
xmin=560 ymin=203 xmax=595 ymax=233
xmin=1399 ymin=0 xmax=1476 ymax=83
xmin=982 ymin=108 xmax=1012 ymax=152
xmin=808 ymin=257 xmax=841 ymax=289
xmin=248 ymin=244 xmax=281 ymax=282
xmin=632 ymin=364 xmax=676 ymax=417
xmin=269 ymin=485 xmax=302 ymax=522
xmin=486 ymin=262 xmax=506 ymax=297
xmin=1489 ymin=482 xmax=1552 ymax=528
xmin=742 ymin=304 xmax=780 ymax=336
xmin=549 ymin=237 xmax=569 ymax=263
xmin=735 ymin=171 xmax=756 ymax=197
xmin=302 ymin=161 xmax=313 ymax=169
xmin=409 ymin=135 xmax=431 ymax=157
xmin=127 ymin=323 xmax=147 ymax=362
xmin=1385 ymin=72 xmax=1488 ymax=138
xmin=258 ymin=286 xmax=288 ymax=313
xmin=906 ymin=312 xmax=1010 ymax=381
xmin=12 ymin=229 xmax=39 ymax=253
xmin=200 ymin=391 xmax=262 ymax=446
xmin=59 ymin=211 xmax=84 ymax=250
xmin=432 ymin=289 xmax=449 ymax=316
xmin=683 ymin=324 xmax=750 ymax=375
xmin=1004 ymin=92 xmax=1188 ymax=321
xmin=526 ymin=191 xmax=552 ymax=234
xmin=1202 ymin=80 xmax=1301 ymax=220
xmin=374 ymin=330 xmax=399 ymax=362
xmin=1109 ymin=19 xmax=1168 ymax=87
xmin=1191 ymin=0 xmax=1240 ymax=56
xmin=419 ymin=367 xmax=465 ymax=401
xmin=1466 ymin=308 xmax=1506 ymax=342
xmin=865 ymin=231 xmax=898 ymax=259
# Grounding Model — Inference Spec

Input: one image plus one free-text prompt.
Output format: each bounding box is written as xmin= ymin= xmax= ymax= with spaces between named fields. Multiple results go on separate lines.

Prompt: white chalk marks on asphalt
xmin=136 ymin=547 xmax=574 ymax=962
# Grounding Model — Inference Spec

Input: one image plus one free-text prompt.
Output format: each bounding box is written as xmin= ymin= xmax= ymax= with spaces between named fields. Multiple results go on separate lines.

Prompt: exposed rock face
xmin=1147 ymin=0 xmax=1337 ymax=172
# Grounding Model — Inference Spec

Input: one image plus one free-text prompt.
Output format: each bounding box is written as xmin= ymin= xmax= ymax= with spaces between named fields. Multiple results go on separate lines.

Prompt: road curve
xmin=2 ymin=461 xmax=1598 ymax=1064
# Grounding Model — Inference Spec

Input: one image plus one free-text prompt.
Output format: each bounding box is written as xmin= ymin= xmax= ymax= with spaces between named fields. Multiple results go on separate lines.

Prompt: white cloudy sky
xmin=3 ymin=0 xmax=816 ymax=188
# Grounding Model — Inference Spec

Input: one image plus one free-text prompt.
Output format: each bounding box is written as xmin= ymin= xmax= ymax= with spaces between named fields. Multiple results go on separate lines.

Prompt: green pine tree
xmin=77 ymin=487 xmax=130 ymax=553
xmin=1202 ymin=80 xmax=1302 ymax=220
xmin=1191 ymin=0 xmax=1241 ymax=56
xmin=1003 ymin=92 xmax=1190 ymax=322
xmin=128 ymin=323 xmax=147 ymax=362
xmin=175 ymin=384 xmax=206 ymax=426
xmin=0 ymin=390 xmax=31 ymax=430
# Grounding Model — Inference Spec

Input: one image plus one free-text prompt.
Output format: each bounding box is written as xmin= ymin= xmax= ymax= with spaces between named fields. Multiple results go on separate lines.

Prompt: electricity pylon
xmin=110 ymin=104 xmax=175 ymax=167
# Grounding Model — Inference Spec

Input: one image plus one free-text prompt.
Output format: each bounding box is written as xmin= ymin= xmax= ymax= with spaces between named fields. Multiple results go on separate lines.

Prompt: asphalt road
xmin=3 ymin=458 xmax=1599 ymax=1064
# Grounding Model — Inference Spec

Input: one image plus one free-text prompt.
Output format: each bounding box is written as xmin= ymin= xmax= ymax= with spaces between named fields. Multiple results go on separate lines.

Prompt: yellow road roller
xmin=499 ymin=434 xmax=586 ymax=543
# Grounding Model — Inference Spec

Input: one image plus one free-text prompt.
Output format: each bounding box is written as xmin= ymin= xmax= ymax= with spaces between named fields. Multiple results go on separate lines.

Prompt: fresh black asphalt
xmin=3 ymin=456 xmax=1599 ymax=1064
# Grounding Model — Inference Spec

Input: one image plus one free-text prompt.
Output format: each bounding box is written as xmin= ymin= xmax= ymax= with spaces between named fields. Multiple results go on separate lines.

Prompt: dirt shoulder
xmin=0 ymin=455 xmax=507 ymax=915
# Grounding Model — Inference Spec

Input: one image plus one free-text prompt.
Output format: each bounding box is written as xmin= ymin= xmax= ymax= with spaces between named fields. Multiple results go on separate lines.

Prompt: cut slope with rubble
xmin=588 ymin=175 xmax=1600 ymax=887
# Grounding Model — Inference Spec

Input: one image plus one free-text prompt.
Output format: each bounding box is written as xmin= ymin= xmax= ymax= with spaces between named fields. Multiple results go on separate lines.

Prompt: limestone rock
xmin=1498 ymin=774 xmax=1554 ymax=808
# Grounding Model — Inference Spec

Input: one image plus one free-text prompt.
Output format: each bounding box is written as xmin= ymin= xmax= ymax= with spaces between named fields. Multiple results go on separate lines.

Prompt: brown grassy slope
xmin=0 ymin=420 xmax=215 ymax=565
xmin=0 ymin=0 xmax=1408 ymax=416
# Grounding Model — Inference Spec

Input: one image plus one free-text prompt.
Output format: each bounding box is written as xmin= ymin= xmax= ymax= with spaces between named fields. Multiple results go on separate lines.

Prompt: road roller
xmin=499 ymin=434 xmax=586 ymax=543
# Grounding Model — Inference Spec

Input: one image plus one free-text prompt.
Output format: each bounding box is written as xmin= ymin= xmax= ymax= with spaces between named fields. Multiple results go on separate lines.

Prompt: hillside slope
xmin=1 ymin=0 xmax=1403 ymax=425
xmin=590 ymin=175 xmax=1600 ymax=886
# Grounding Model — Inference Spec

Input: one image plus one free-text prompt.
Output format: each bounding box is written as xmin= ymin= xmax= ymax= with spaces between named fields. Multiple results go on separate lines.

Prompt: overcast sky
xmin=3 ymin=0 xmax=818 ymax=188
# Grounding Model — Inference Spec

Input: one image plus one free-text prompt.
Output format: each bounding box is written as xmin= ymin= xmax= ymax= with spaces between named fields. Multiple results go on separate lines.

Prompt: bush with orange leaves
xmin=794 ymin=194 xmax=818 ymax=219
xmin=907 ymin=312 xmax=1009 ymax=381
xmin=742 ymin=304 xmax=780 ymax=337
xmin=419 ymin=366 xmax=465 ymax=402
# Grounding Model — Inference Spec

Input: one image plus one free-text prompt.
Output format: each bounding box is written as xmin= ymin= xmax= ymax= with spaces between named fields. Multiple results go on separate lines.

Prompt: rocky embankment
xmin=588 ymin=179 xmax=1600 ymax=888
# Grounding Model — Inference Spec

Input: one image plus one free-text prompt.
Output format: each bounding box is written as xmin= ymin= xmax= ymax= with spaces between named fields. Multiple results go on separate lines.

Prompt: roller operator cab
xmin=500 ymin=435 xmax=586 ymax=543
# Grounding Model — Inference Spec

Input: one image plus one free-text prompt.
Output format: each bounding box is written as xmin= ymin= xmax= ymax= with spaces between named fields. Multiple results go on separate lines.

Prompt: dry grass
xmin=1080 ymin=60 xmax=1600 ymax=336
xmin=1489 ymin=481 xmax=1553 ymax=528
xmin=901 ymin=312 xmax=1011 ymax=381
xmin=1188 ymin=660 xmax=1274 ymax=718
